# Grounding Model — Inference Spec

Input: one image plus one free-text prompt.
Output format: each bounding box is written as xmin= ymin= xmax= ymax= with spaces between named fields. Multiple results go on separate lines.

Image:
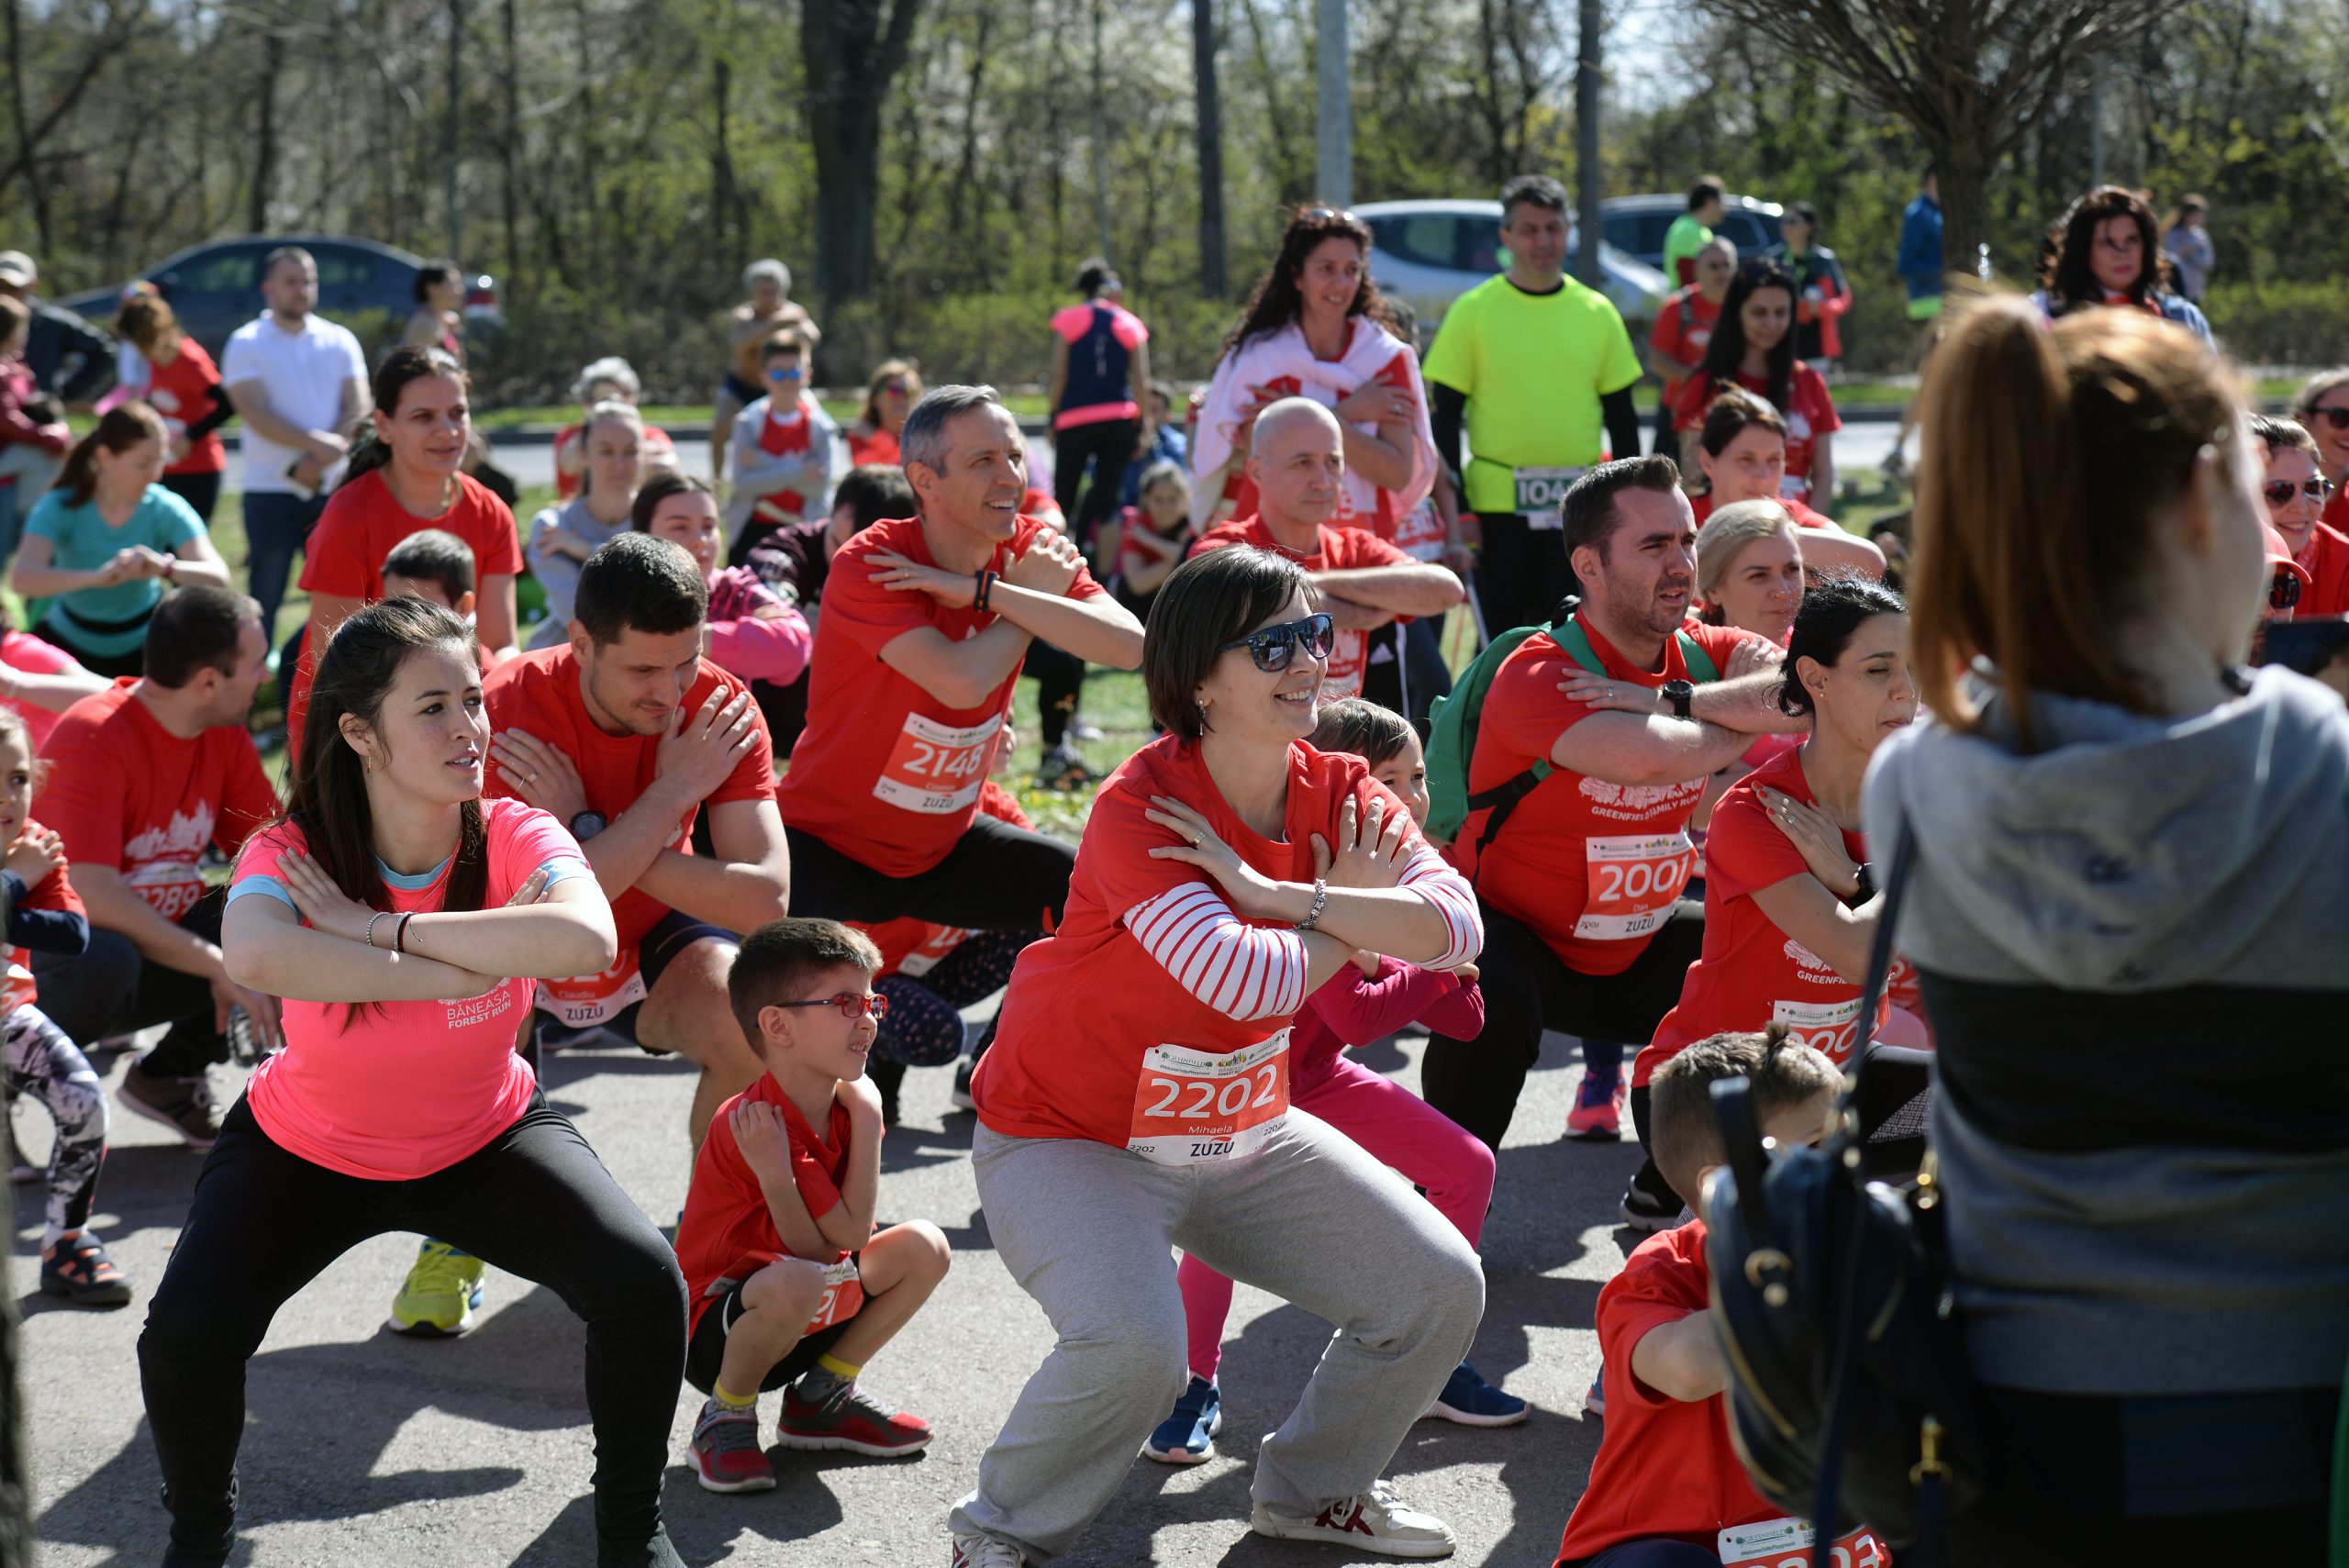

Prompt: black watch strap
xmin=1846 ymin=861 xmax=1876 ymax=907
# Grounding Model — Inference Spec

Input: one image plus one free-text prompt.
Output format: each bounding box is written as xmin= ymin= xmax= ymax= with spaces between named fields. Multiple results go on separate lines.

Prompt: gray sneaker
xmin=117 ymin=1062 xmax=223 ymax=1150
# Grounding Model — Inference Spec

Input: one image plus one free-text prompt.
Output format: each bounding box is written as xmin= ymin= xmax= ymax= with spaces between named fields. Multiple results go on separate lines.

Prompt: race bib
xmin=873 ymin=714 xmax=999 ymax=816
xmin=1576 ymin=832 xmax=1697 ymax=940
xmin=1126 ymin=1030 xmax=1291 ymax=1166
xmin=803 ymin=1256 xmax=864 ymax=1336
xmin=1514 ymin=466 xmax=1586 ymax=520
xmin=535 ymin=948 xmax=648 ymax=1027
xmin=1772 ymin=995 xmax=1865 ymax=1067
xmin=1719 ymin=1518 xmax=1890 ymax=1568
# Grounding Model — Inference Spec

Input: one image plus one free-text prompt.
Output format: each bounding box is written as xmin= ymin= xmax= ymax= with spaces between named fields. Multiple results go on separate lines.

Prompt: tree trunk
xmin=1194 ymin=0 xmax=1227 ymax=295
xmin=711 ymin=43 xmax=739 ymax=261
xmin=805 ymin=0 xmax=924 ymax=304
xmin=1936 ymin=129 xmax=1990 ymax=283
xmin=500 ymin=0 xmax=520 ymax=303
xmin=4 ymin=0 xmax=49 ymax=248
xmin=250 ymin=27 xmax=283 ymax=232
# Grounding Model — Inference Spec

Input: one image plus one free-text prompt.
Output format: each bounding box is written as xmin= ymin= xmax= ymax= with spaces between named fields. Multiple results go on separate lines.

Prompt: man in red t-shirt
xmin=484 ymin=534 xmax=790 ymax=1150
xmin=33 ymin=586 xmax=281 ymax=1150
xmin=778 ymin=385 xmax=1142 ymax=934
xmin=1648 ymin=238 xmax=1734 ymax=456
xmin=1190 ymin=398 xmax=1463 ymax=702
xmin=1423 ymin=458 xmax=1800 ymax=1197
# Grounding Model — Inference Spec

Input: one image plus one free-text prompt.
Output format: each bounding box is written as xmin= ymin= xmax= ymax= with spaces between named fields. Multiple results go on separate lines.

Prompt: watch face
xmin=569 ymin=811 xmax=607 ymax=841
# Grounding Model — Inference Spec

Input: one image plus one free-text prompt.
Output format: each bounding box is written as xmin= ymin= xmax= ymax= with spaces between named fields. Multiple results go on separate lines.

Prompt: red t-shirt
xmin=674 ymin=1071 xmax=858 ymax=1336
xmin=1190 ymin=514 xmax=1416 ymax=702
xmin=36 ymin=680 xmax=276 ymax=922
xmin=847 ymin=428 xmax=900 ymax=468
xmin=1638 ymin=746 xmax=1875 ymax=1087
xmin=2292 ymin=522 xmax=2349 ymax=619
xmin=145 ymin=340 xmax=228 ymax=477
xmin=1648 ymin=288 xmax=1721 ymax=394
xmin=1553 ymin=1220 xmax=1780 ymax=1562
xmin=852 ymin=781 xmax=1030 ymax=979
xmin=778 ymin=514 xmax=1105 ymax=879
xmin=1674 ymin=365 xmax=1842 ymax=497
xmin=484 ymin=648 xmax=776 ymax=1022
xmin=1453 ymin=613 xmax=1753 ymax=975
xmin=975 ymin=737 xmax=1409 ymax=1146
xmin=1687 ymin=493 xmax=1833 ymax=531
xmin=0 ymin=630 xmax=79 ymax=753
xmin=2 ymin=822 xmax=83 ymax=1014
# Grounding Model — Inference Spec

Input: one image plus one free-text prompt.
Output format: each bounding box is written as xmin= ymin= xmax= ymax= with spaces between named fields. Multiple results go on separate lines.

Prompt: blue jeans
xmin=239 ymin=489 xmax=324 ymax=649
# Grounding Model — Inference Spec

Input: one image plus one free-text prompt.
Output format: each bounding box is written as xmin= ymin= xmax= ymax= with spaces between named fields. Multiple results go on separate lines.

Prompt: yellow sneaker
xmin=387 ymin=1240 xmax=485 ymax=1336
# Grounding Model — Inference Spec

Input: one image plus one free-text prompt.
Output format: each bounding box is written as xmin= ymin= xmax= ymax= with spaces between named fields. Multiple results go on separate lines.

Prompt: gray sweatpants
xmin=950 ymin=1109 xmax=1485 ymax=1562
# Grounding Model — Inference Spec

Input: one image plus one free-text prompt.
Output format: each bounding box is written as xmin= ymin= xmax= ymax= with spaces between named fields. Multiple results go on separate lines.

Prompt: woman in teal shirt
xmin=14 ymin=403 xmax=230 ymax=676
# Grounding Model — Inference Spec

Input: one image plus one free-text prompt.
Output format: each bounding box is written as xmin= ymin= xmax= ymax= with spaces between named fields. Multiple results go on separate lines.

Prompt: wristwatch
xmin=1846 ymin=861 xmax=1876 ymax=907
xmin=568 ymin=810 xmax=608 ymax=843
xmin=1661 ymin=679 xmax=1696 ymax=719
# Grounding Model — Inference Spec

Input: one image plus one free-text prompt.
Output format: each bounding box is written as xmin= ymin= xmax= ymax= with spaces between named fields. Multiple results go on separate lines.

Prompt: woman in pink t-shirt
xmin=139 ymin=596 xmax=692 ymax=1568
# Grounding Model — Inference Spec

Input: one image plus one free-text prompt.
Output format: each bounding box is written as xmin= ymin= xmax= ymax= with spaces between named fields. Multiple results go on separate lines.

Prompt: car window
xmin=164 ymin=247 xmax=264 ymax=295
xmin=1370 ymin=215 xmax=1468 ymax=272
xmin=314 ymin=247 xmax=381 ymax=289
xmin=1459 ymin=217 xmax=1506 ymax=274
xmin=1724 ymin=212 xmax=1782 ymax=254
xmin=1607 ymin=211 xmax=1676 ymax=261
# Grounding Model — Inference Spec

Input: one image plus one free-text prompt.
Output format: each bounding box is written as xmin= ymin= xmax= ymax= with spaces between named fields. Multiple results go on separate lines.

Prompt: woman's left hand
xmin=1760 ymin=787 xmax=1861 ymax=898
xmin=1145 ymin=795 xmax=1285 ymax=918
xmin=1558 ymin=672 xmax=1664 ymax=715
xmin=277 ymin=852 xmax=384 ymax=944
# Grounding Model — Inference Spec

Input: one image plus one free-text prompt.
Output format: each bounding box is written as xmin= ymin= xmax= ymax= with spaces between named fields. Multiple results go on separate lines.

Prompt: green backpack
xmin=1424 ymin=605 xmax=1722 ymax=855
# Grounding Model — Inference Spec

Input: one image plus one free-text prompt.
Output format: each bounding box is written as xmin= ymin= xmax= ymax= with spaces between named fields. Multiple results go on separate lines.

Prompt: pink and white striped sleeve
xmin=1398 ymin=840 xmax=1482 ymax=970
xmin=1125 ymin=883 xmax=1308 ymax=1022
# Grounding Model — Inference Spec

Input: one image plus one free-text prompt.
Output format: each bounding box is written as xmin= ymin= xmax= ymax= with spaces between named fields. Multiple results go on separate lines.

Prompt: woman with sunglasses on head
xmin=846 ymin=359 xmax=922 ymax=468
xmin=2248 ymin=414 xmax=2349 ymax=618
xmin=139 ymin=595 xmax=694 ymax=1568
xmin=1688 ymin=387 xmax=1884 ymax=581
xmin=952 ymin=545 xmax=1485 ymax=1566
xmin=2031 ymin=185 xmax=2213 ymax=344
xmin=1671 ymin=261 xmax=1842 ymax=513
xmin=2289 ymin=369 xmax=2349 ymax=541
xmin=1189 ymin=206 xmax=1438 ymax=538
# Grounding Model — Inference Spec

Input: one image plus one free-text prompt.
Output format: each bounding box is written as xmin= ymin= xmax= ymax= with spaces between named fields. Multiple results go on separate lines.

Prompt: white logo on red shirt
xmin=1579 ymin=777 xmax=1696 ymax=810
xmin=1783 ymin=936 xmax=1835 ymax=974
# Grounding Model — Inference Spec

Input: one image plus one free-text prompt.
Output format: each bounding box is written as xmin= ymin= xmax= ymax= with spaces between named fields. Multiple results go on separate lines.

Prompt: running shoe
xmin=1619 ymin=1179 xmax=1684 ymax=1234
xmin=1032 ymin=744 xmax=1098 ymax=791
xmin=774 ymin=1379 xmax=934 ymax=1457
xmin=1423 ymin=1360 xmax=1530 ymax=1427
xmin=39 ymin=1231 xmax=132 ymax=1307
xmin=1583 ymin=1373 xmax=1605 ymax=1418
xmin=1251 ymin=1480 xmax=1456 ymax=1559
xmin=1565 ymin=1072 xmax=1624 ymax=1141
xmin=387 ymin=1240 xmax=487 ymax=1336
xmin=949 ymin=1055 xmax=978 ymax=1113
xmin=116 ymin=1062 xmax=223 ymax=1149
xmin=689 ymin=1398 xmax=776 ymax=1493
xmin=1072 ymin=720 xmax=1106 ymax=743
xmin=950 ymin=1531 xmax=1026 ymax=1567
xmin=1141 ymin=1374 xmax=1222 ymax=1462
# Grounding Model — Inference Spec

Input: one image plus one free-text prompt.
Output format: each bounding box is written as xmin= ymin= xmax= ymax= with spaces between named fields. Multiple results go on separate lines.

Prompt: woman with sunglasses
xmin=2249 ymin=414 xmax=2349 ymax=618
xmin=139 ymin=595 xmax=695 ymax=1568
xmin=847 ymin=359 xmax=922 ymax=468
xmin=1189 ymin=206 xmax=1437 ymax=537
xmin=1671 ymin=261 xmax=1842 ymax=511
xmin=952 ymin=545 xmax=1485 ymax=1566
xmin=2290 ymin=368 xmax=2349 ymax=545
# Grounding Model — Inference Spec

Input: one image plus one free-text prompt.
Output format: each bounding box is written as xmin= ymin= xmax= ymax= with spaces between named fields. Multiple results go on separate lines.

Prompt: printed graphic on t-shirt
xmin=123 ymin=801 xmax=220 ymax=919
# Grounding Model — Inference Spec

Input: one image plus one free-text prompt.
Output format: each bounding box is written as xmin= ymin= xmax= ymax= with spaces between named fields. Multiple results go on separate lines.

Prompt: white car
xmin=1359 ymin=198 xmax=1672 ymax=333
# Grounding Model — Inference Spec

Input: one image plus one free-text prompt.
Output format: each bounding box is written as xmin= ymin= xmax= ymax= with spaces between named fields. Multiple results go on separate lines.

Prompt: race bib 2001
xmin=1514 ymin=465 xmax=1586 ymax=520
xmin=1719 ymin=1518 xmax=1890 ymax=1568
xmin=1575 ymin=831 xmax=1697 ymax=941
xmin=1772 ymin=995 xmax=1865 ymax=1067
xmin=1126 ymin=1030 xmax=1290 ymax=1166
xmin=873 ymin=714 xmax=999 ymax=816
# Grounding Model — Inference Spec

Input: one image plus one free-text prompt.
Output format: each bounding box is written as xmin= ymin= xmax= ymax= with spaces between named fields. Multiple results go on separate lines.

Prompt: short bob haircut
xmin=1144 ymin=547 xmax=1315 ymax=742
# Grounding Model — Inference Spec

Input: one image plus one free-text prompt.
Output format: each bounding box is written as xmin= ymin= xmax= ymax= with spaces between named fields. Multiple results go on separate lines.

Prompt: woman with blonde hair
xmin=1695 ymin=499 xmax=1805 ymax=648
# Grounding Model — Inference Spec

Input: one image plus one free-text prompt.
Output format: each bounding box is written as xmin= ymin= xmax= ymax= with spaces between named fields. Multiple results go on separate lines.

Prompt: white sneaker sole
xmin=1140 ymin=1405 xmax=1222 ymax=1463
xmin=113 ymin=1084 xmax=217 ymax=1150
xmin=691 ymin=1462 xmax=777 ymax=1494
xmin=1421 ymin=1396 xmax=1531 ymax=1428
xmin=1249 ymin=1512 xmax=1455 ymax=1559
xmin=771 ymin=1428 xmax=933 ymax=1458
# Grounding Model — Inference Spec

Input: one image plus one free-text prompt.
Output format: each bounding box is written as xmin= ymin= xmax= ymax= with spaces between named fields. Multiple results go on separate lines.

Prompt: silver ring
xmin=529 ymin=771 xmax=540 ymax=784
xmin=1190 ymin=835 xmax=1202 ymax=848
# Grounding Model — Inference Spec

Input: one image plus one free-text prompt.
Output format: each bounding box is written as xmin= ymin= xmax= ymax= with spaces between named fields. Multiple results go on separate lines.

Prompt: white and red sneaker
xmin=774 ymin=1380 xmax=934 ymax=1458
xmin=688 ymin=1399 xmax=776 ymax=1493
xmin=1251 ymin=1480 xmax=1456 ymax=1558
xmin=950 ymin=1530 xmax=1025 ymax=1567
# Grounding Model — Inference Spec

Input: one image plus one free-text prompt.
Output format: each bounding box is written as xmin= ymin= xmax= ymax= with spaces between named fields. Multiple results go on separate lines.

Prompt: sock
xmin=798 ymin=1352 xmax=862 ymax=1400
xmin=1582 ymin=1039 xmax=1624 ymax=1084
xmin=711 ymin=1381 xmax=757 ymax=1412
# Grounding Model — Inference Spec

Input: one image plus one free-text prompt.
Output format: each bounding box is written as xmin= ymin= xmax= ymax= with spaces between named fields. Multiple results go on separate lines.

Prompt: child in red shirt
xmin=674 ymin=917 xmax=952 ymax=1494
xmin=1554 ymin=1025 xmax=1884 ymax=1568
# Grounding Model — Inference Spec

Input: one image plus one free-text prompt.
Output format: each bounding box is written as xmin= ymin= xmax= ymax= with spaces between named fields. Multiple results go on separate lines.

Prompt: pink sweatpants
xmin=1176 ymin=1054 xmax=1497 ymax=1381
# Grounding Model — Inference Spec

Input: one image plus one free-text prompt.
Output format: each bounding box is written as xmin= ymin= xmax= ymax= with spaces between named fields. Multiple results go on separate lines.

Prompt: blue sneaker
xmin=1583 ymin=1373 xmax=1605 ymax=1418
xmin=1423 ymin=1360 xmax=1531 ymax=1427
xmin=1141 ymin=1374 xmax=1221 ymax=1463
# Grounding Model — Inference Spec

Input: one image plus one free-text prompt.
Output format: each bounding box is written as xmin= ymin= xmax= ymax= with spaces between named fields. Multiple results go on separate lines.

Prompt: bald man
xmin=1190 ymin=397 xmax=1464 ymax=701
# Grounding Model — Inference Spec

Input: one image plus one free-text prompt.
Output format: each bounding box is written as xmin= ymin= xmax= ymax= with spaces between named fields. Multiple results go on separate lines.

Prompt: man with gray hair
xmin=778 ymin=385 xmax=1143 ymax=946
xmin=714 ymin=257 xmax=821 ymax=486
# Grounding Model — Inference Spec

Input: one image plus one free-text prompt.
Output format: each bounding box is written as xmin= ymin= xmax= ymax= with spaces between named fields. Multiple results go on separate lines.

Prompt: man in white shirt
xmin=220 ymin=247 xmax=370 ymax=650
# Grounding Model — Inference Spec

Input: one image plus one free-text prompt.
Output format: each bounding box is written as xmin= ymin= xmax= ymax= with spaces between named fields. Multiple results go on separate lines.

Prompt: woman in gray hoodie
xmin=1865 ymin=297 xmax=2347 ymax=1562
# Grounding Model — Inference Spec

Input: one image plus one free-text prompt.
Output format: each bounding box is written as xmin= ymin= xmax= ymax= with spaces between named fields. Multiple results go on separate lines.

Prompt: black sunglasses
xmin=2263 ymin=478 xmax=2330 ymax=506
xmin=2271 ymin=568 xmax=2304 ymax=614
xmin=1219 ymin=612 xmax=1336 ymax=673
xmin=2303 ymin=405 xmax=2349 ymax=430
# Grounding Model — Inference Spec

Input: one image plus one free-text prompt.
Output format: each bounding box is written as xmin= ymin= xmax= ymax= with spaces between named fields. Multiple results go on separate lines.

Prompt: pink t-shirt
xmin=1 ymin=630 xmax=79 ymax=752
xmin=228 ymin=796 xmax=592 ymax=1180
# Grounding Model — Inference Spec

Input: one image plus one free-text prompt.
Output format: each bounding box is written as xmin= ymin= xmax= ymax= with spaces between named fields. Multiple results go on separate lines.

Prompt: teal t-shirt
xmin=25 ymin=484 xmax=206 ymax=658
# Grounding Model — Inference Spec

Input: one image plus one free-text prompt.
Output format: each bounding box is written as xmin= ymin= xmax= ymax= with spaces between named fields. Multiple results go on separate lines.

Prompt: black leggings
xmin=785 ymin=812 xmax=1075 ymax=933
xmin=1052 ymin=417 xmax=1137 ymax=552
xmin=1023 ymin=640 xmax=1085 ymax=749
xmin=1471 ymin=512 xmax=1577 ymax=639
xmin=138 ymin=1093 xmax=685 ymax=1562
xmin=160 ymin=469 xmax=223 ymax=524
xmin=1423 ymin=901 xmax=1703 ymax=1153
xmin=31 ymin=888 xmax=228 ymax=1078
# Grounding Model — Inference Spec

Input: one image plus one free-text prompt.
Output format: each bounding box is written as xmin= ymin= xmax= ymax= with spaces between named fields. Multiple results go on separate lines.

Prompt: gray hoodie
xmin=1865 ymin=666 xmax=2349 ymax=1395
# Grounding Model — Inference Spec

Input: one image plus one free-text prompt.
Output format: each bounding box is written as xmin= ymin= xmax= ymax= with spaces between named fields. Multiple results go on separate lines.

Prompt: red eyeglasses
xmin=773 ymin=992 xmax=891 ymax=1022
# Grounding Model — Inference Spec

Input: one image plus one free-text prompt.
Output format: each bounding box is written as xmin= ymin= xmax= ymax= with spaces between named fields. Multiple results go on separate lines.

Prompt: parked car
xmin=1600 ymin=194 xmax=1785 ymax=273
xmin=1360 ymin=199 xmax=1672 ymax=334
xmin=58 ymin=235 xmax=501 ymax=362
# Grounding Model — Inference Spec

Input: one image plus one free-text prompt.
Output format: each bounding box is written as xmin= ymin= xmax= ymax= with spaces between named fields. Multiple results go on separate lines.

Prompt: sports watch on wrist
xmin=1661 ymin=679 xmax=1696 ymax=719
xmin=1846 ymin=861 xmax=1876 ymax=907
xmin=568 ymin=810 xmax=608 ymax=843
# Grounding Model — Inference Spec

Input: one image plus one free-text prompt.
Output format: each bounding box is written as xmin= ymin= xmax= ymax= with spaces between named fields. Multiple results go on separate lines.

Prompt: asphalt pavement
xmin=24 ymin=1024 xmax=1635 ymax=1566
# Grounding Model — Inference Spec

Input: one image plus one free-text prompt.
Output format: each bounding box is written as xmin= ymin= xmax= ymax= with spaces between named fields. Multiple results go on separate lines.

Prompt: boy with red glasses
xmin=673 ymin=917 xmax=952 ymax=1493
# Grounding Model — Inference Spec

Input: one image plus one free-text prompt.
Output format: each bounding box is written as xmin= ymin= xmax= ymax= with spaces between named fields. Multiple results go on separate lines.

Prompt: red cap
xmin=2266 ymin=522 xmax=2313 ymax=591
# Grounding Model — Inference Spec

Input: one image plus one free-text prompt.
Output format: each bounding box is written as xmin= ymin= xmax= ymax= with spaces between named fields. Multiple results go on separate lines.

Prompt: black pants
xmin=1023 ymin=640 xmax=1085 ymax=749
xmin=159 ymin=470 xmax=223 ymax=524
xmin=138 ymin=1093 xmax=685 ymax=1562
xmin=32 ymin=888 xmax=228 ymax=1077
xmin=31 ymin=612 xmax=145 ymax=679
xmin=785 ymin=812 xmax=1075 ymax=932
xmin=1052 ymin=417 xmax=1137 ymax=554
xmin=1472 ymin=513 xmax=1576 ymax=639
xmin=1423 ymin=900 xmax=1703 ymax=1153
